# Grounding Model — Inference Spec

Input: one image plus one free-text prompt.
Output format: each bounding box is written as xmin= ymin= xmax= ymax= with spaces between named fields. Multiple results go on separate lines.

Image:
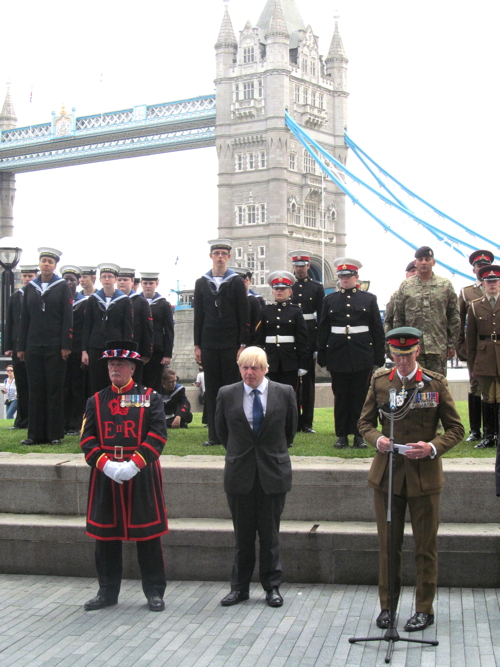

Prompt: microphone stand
xmin=349 ymin=390 xmax=438 ymax=663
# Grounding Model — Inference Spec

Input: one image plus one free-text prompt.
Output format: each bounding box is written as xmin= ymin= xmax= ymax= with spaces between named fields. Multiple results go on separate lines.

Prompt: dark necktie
xmin=252 ymin=388 xmax=264 ymax=434
xmin=490 ymin=297 xmax=496 ymax=309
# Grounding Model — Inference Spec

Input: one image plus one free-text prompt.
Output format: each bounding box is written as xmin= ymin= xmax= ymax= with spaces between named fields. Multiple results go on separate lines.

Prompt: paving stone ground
xmin=1 ymin=576 xmax=499 ymax=667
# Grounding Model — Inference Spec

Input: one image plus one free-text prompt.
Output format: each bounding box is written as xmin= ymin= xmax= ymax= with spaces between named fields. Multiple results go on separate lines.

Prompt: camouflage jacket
xmin=393 ymin=273 xmax=460 ymax=355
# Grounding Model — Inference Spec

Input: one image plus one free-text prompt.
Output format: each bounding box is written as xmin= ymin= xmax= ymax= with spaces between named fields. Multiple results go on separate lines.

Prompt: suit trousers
xmin=25 ymin=346 xmax=66 ymax=443
xmin=374 ymin=486 xmax=440 ymax=615
xmin=226 ymin=474 xmax=286 ymax=592
xmin=330 ymin=368 xmax=372 ymax=437
xmin=12 ymin=355 xmax=29 ymax=429
xmin=203 ymin=348 xmax=240 ymax=442
xmin=142 ymin=351 xmax=164 ymax=393
xmin=298 ymin=352 xmax=316 ymax=429
xmin=267 ymin=369 xmax=298 ymax=390
xmin=88 ymin=348 xmax=111 ymax=395
xmin=95 ymin=537 xmax=166 ymax=602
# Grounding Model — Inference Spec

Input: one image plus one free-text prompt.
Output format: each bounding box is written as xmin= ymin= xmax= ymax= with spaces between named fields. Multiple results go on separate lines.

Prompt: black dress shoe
xmin=20 ymin=439 xmax=35 ymax=446
xmin=147 ymin=595 xmax=165 ymax=612
xmin=202 ymin=440 xmax=220 ymax=447
xmin=66 ymin=429 xmax=79 ymax=436
xmin=220 ymin=590 xmax=249 ymax=606
xmin=51 ymin=440 xmax=63 ymax=445
xmin=84 ymin=595 xmax=118 ymax=611
xmin=6 ymin=426 xmax=18 ymax=430
xmin=376 ymin=609 xmax=392 ymax=629
xmin=334 ymin=436 xmax=349 ymax=449
xmin=266 ymin=587 xmax=283 ymax=607
xmin=404 ymin=612 xmax=434 ymax=632
xmin=353 ymin=436 xmax=367 ymax=449
xmin=475 ymin=438 xmax=496 ymax=449
xmin=302 ymin=427 xmax=316 ymax=434
xmin=465 ymin=431 xmax=481 ymax=442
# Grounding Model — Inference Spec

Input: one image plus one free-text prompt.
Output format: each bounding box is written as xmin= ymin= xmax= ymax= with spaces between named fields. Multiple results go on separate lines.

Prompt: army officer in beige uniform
xmin=358 ymin=327 xmax=464 ymax=633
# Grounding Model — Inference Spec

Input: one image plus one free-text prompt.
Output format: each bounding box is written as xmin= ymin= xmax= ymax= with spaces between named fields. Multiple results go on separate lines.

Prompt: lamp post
xmin=0 ymin=238 xmax=22 ymax=354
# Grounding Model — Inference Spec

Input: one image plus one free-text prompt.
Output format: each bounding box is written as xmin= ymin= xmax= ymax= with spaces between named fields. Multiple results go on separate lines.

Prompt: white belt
xmin=303 ymin=313 xmax=316 ymax=321
xmin=331 ymin=326 xmax=369 ymax=334
xmin=265 ymin=336 xmax=295 ymax=343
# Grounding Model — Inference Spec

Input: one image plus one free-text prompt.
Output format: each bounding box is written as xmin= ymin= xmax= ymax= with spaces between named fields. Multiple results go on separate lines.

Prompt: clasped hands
xmin=103 ymin=460 xmax=140 ymax=484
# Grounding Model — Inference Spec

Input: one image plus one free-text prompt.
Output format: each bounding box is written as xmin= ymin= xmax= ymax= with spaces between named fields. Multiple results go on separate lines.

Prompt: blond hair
xmin=238 ymin=346 xmax=269 ymax=371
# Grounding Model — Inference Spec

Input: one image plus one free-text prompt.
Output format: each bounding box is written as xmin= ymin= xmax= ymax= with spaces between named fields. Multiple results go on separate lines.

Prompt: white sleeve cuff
xmin=376 ymin=436 xmax=385 ymax=452
xmin=429 ymin=442 xmax=437 ymax=459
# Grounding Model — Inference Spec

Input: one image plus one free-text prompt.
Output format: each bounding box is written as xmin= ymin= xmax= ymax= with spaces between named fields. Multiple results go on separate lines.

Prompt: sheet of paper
xmin=394 ymin=444 xmax=414 ymax=454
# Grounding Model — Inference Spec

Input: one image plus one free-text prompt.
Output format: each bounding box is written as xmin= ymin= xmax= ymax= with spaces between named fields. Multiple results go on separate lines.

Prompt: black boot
xmin=465 ymin=393 xmax=482 ymax=441
xmin=475 ymin=402 xmax=496 ymax=448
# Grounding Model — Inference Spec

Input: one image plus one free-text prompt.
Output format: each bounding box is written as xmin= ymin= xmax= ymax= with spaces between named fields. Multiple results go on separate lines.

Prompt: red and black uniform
xmin=142 ymin=293 xmax=174 ymax=393
xmin=80 ymin=379 xmax=168 ymax=602
xmin=18 ymin=275 xmax=73 ymax=443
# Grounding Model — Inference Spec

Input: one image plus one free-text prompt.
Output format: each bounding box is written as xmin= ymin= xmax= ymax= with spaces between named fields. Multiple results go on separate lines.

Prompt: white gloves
xmin=103 ymin=460 xmax=140 ymax=483
xmin=298 ymin=369 xmax=308 ymax=377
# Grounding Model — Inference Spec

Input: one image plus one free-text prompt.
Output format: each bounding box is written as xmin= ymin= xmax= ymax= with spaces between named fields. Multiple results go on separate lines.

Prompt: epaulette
xmin=373 ymin=367 xmax=391 ymax=378
xmin=470 ymin=296 xmax=483 ymax=303
xmin=290 ymin=303 xmax=301 ymax=308
xmin=421 ymin=368 xmax=445 ymax=382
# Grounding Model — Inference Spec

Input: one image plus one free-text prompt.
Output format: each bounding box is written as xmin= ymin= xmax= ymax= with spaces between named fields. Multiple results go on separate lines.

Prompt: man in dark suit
xmin=317 ymin=257 xmax=385 ymax=448
xmin=215 ymin=346 xmax=297 ymax=608
xmin=358 ymin=327 xmax=463 ymax=632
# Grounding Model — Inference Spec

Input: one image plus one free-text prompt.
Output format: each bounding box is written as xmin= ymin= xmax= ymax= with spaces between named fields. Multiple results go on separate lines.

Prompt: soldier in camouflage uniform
xmin=384 ymin=261 xmax=417 ymax=335
xmin=457 ymin=250 xmax=494 ymax=444
xmin=393 ymin=246 xmax=460 ymax=376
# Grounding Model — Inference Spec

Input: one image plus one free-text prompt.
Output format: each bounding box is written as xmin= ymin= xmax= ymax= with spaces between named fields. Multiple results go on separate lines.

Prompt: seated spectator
xmin=162 ymin=369 xmax=193 ymax=429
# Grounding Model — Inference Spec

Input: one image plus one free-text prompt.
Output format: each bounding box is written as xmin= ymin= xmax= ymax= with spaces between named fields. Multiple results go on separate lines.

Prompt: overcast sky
xmin=1 ymin=0 xmax=499 ymax=304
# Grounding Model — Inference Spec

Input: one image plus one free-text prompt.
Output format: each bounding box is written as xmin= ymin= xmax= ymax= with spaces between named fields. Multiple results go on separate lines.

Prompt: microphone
xmin=389 ymin=388 xmax=397 ymax=411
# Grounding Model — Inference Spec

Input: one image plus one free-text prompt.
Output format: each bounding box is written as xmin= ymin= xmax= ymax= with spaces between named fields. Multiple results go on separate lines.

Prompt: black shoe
xmin=20 ymin=439 xmax=35 ymax=446
xmin=266 ymin=587 xmax=283 ymax=607
xmin=465 ymin=431 xmax=481 ymax=442
xmin=147 ymin=595 xmax=165 ymax=612
xmin=51 ymin=439 xmax=63 ymax=445
xmin=302 ymin=426 xmax=316 ymax=434
xmin=202 ymin=440 xmax=220 ymax=447
xmin=353 ymin=436 xmax=367 ymax=449
xmin=334 ymin=437 xmax=349 ymax=449
xmin=84 ymin=595 xmax=118 ymax=611
xmin=6 ymin=426 xmax=18 ymax=430
xmin=376 ymin=609 xmax=393 ymax=629
xmin=404 ymin=612 xmax=434 ymax=632
xmin=221 ymin=590 xmax=249 ymax=606
xmin=475 ymin=438 xmax=496 ymax=449
xmin=66 ymin=429 xmax=79 ymax=436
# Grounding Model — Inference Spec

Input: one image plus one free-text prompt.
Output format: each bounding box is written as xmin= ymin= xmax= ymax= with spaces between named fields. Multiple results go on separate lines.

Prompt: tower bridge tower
xmin=0 ymin=84 xmax=17 ymax=238
xmin=215 ymin=0 xmax=348 ymax=294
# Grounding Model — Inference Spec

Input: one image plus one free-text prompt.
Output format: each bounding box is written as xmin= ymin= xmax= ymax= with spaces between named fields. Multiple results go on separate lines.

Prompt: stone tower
xmin=0 ymin=83 xmax=17 ymax=238
xmin=215 ymin=0 xmax=348 ymax=296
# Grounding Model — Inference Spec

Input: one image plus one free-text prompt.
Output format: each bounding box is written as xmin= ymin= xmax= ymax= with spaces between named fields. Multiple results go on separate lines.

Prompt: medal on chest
xmin=120 ymin=394 xmax=151 ymax=409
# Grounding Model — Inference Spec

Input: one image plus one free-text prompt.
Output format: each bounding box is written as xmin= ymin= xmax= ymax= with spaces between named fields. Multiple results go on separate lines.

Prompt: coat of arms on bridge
xmin=54 ymin=105 xmax=73 ymax=136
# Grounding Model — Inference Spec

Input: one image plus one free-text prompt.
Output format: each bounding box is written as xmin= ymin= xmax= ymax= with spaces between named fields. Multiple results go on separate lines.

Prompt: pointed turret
xmin=215 ymin=1 xmax=237 ymax=50
xmin=325 ymin=19 xmax=348 ymax=72
xmin=257 ymin=0 xmax=305 ymax=34
xmin=0 ymin=82 xmax=17 ymax=131
xmin=266 ymin=0 xmax=290 ymax=39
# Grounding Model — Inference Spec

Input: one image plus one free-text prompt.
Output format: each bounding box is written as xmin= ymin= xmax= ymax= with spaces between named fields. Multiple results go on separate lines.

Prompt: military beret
xmin=414 ymin=246 xmax=434 ymax=259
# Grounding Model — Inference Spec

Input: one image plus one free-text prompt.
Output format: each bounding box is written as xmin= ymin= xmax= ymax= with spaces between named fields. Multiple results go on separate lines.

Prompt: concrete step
xmin=1 ymin=514 xmax=499 ymax=588
xmin=0 ymin=454 xmax=496 ymax=523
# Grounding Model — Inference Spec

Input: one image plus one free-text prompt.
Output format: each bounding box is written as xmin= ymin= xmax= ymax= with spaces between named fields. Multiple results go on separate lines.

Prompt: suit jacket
xmin=358 ymin=366 xmax=464 ymax=497
xmin=466 ymin=296 xmax=500 ymax=376
xmin=215 ymin=380 xmax=298 ymax=495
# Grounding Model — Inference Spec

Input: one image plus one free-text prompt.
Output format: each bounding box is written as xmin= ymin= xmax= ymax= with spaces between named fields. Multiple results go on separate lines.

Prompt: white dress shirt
xmin=243 ymin=377 xmax=269 ymax=429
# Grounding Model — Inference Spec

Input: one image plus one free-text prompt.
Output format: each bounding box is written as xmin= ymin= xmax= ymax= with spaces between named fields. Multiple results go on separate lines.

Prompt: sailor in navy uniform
xmin=4 ymin=264 xmax=38 ymax=430
xmin=231 ymin=266 xmax=262 ymax=343
xmin=289 ymin=250 xmax=325 ymax=433
xmin=317 ymin=257 xmax=385 ymax=448
xmin=18 ymin=247 xmax=73 ymax=445
xmin=161 ymin=368 xmax=193 ymax=428
xmin=140 ymin=272 xmax=174 ymax=393
xmin=194 ymin=239 xmax=250 ymax=446
xmin=80 ymin=341 xmax=168 ymax=612
xmin=61 ymin=265 xmax=88 ymax=436
xmin=81 ymin=263 xmax=133 ymax=395
xmin=254 ymin=272 xmax=309 ymax=390
xmin=117 ymin=268 xmax=154 ymax=387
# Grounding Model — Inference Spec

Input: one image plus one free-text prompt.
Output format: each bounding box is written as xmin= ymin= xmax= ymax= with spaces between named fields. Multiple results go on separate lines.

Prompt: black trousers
xmin=298 ymin=352 xmax=316 ymax=429
xmin=64 ymin=351 xmax=86 ymax=432
xmin=267 ymin=369 xmax=298 ymax=390
xmin=12 ymin=355 xmax=29 ymax=429
xmin=25 ymin=346 xmax=66 ymax=443
xmin=142 ymin=351 xmax=164 ymax=393
xmin=203 ymin=347 xmax=240 ymax=442
xmin=330 ymin=368 xmax=372 ymax=437
xmin=226 ymin=474 xmax=286 ymax=592
xmin=95 ymin=537 xmax=166 ymax=602
xmin=88 ymin=348 xmax=110 ymax=395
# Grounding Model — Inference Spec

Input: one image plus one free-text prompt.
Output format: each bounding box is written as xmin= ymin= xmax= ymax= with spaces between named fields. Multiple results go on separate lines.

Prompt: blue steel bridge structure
xmin=0 ymin=95 xmax=216 ymax=173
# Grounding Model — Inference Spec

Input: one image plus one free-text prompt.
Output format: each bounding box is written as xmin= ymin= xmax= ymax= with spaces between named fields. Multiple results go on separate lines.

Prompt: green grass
xmin=0 ymin=401 xmax=495 ymax=458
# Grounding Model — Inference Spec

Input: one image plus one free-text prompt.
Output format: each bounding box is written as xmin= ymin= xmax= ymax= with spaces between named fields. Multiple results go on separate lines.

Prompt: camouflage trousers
xmin=417 ymin=353 xmax=447 ymax=377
